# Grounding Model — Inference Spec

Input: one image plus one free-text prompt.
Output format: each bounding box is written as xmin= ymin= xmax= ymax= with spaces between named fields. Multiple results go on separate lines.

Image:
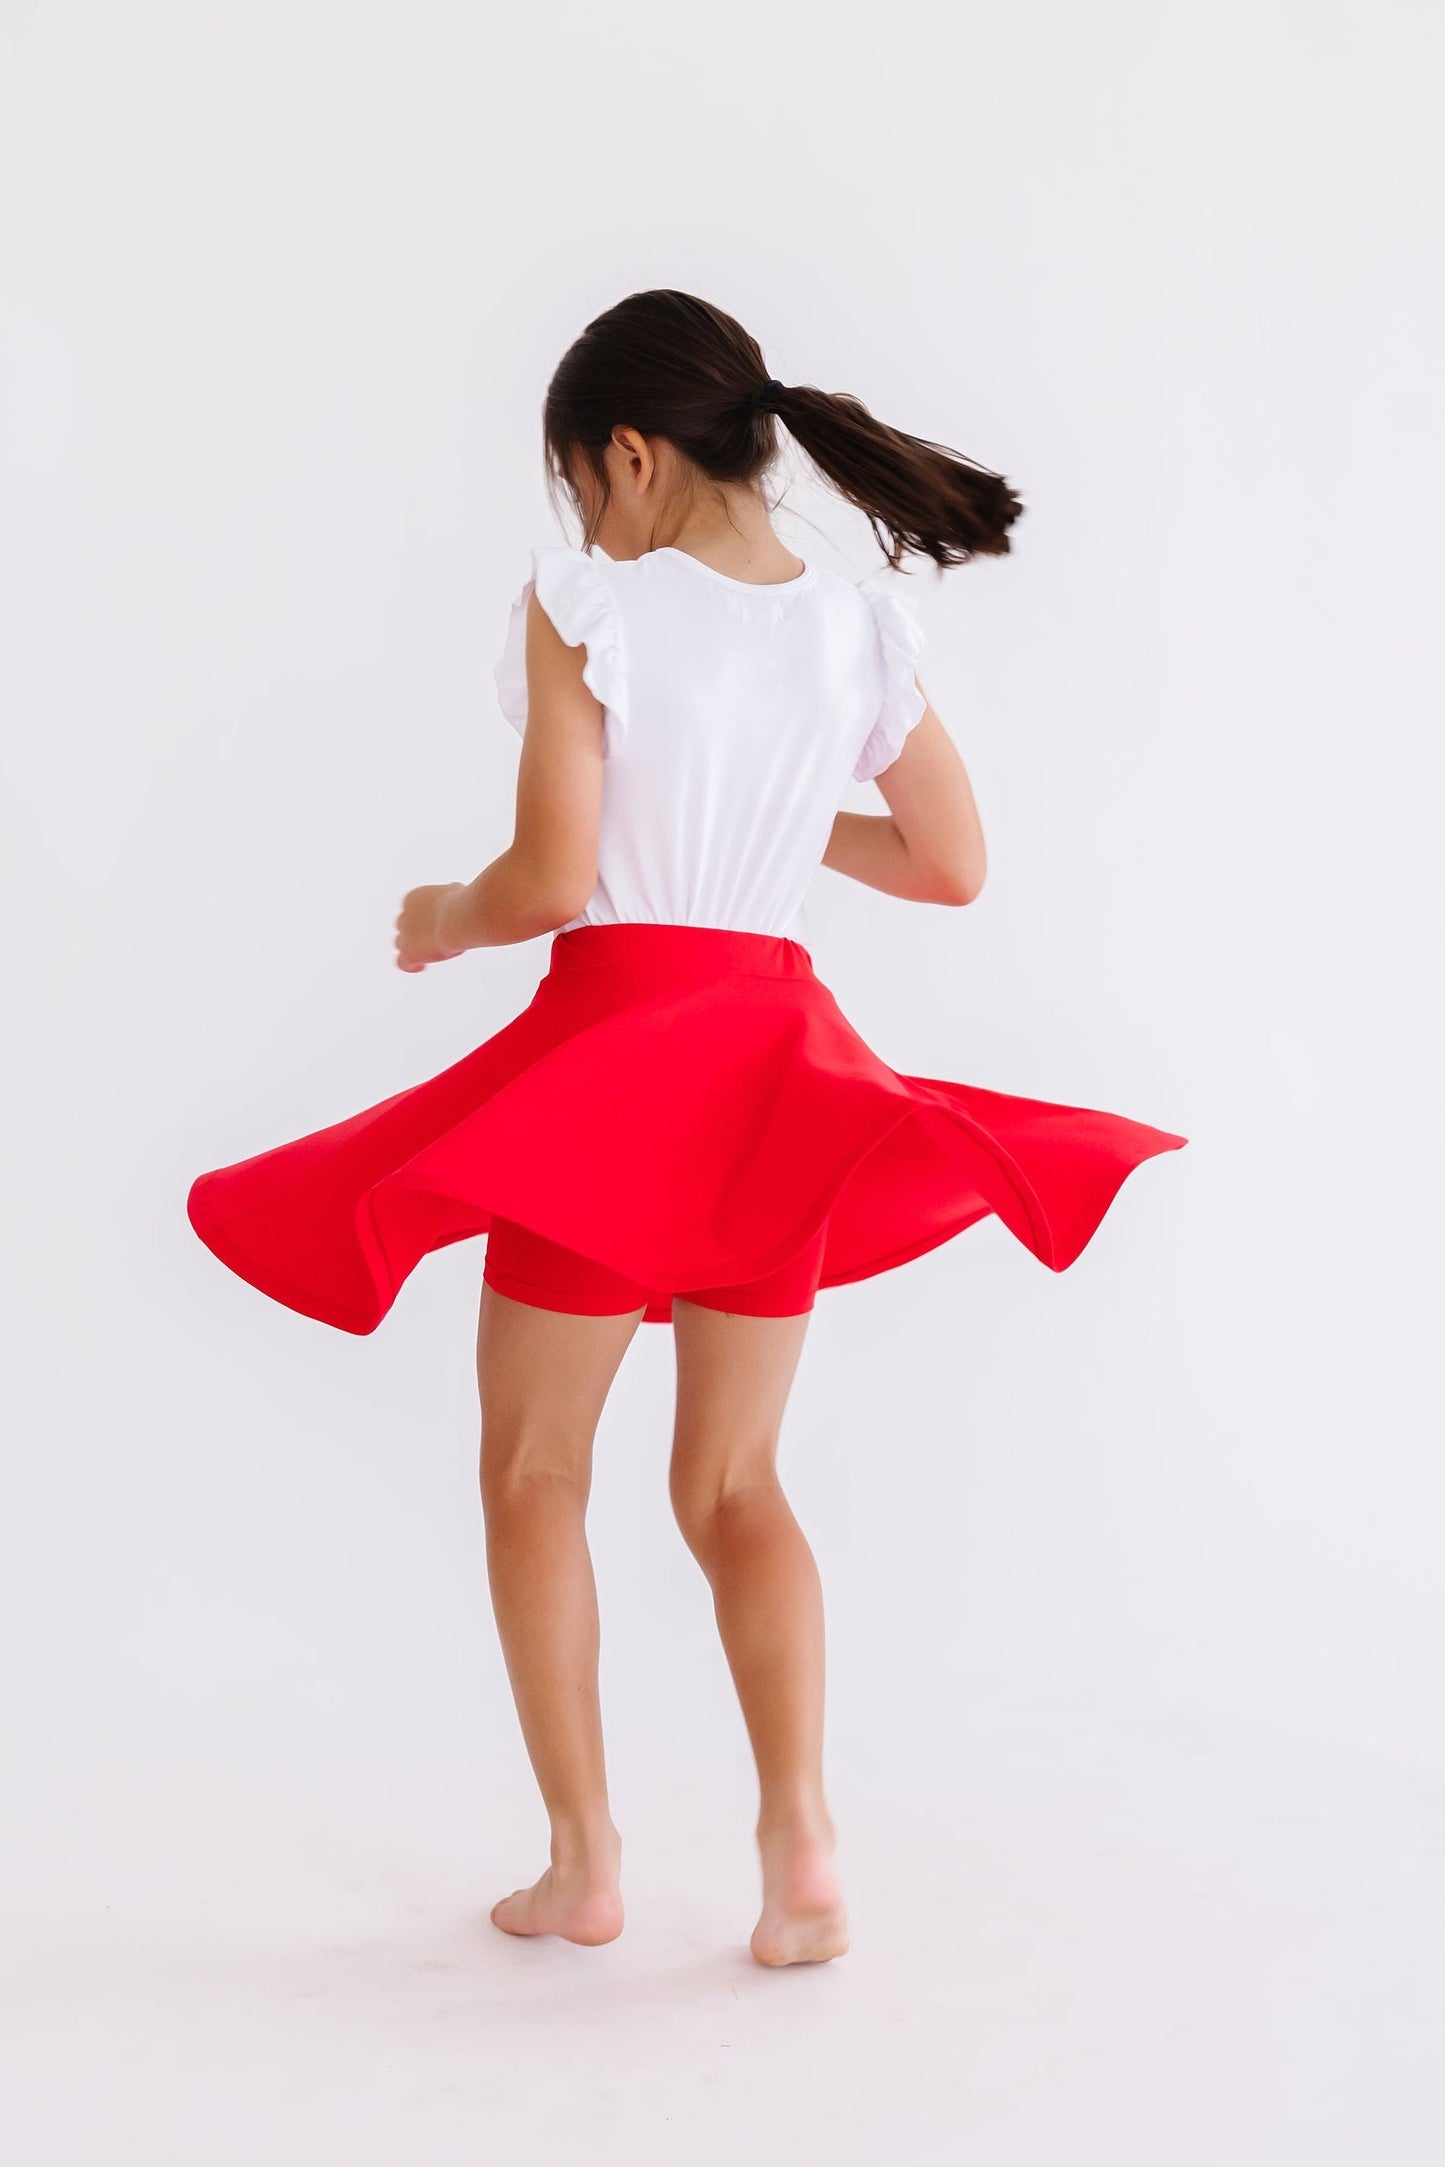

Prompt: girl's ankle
xmin=756 ymin=1801 xmax=836 ymax=1852
xmin=548 ymin=1814 xmax=622 ymax=1874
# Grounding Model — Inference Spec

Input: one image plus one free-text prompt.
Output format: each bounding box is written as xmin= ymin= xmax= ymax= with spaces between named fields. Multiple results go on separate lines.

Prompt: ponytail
xmin=543 ymin=289 xmax=1025 ymax=572
xmin=770 ymin=383 xmax=1023 ymax=569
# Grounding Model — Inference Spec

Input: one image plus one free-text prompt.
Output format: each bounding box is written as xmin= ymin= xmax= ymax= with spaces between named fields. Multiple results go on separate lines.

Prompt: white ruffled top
xmin=494 ymin=543 xmax=927 ymax=942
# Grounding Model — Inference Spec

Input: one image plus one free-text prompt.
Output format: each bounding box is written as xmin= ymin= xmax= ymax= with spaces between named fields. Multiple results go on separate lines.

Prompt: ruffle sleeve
xmin=493 ymin=545 xmax=628 ymax=754
xmin=852 ymin=571 xmax=927 ymax=783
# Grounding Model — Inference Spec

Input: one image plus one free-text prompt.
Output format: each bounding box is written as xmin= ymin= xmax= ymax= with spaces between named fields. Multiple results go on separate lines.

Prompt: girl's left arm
xmin=394 ymin=594 xmax=604 ymax=970
xmin=822 ymin=685 xmax=987 ymax=906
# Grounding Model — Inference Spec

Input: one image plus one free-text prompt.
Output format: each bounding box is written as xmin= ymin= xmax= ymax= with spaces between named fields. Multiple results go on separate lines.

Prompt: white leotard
xmin=494 ymin=542 xmax=926 ymax=944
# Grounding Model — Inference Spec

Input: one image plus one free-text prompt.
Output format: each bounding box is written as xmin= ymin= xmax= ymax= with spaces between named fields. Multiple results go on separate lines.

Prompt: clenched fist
xmin=394 ymin=882 xmax=467 ymax=973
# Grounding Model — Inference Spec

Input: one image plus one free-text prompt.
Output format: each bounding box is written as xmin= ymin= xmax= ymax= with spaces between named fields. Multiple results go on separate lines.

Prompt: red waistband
xmin=548 ymin=920 xmax=816 ymax=981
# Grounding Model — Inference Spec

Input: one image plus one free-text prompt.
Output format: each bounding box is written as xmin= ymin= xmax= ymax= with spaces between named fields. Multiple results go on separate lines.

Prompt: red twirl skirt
xmin=186 ymin=921 xmax=1188 ymax=1332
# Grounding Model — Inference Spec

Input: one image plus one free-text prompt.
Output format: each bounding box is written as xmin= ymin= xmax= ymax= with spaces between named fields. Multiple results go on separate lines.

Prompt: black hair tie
xmin=744 ymin=378 xmax=786 ymax=417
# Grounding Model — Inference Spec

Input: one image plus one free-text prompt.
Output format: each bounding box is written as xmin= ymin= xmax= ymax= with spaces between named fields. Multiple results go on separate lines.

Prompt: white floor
xmin=7 ymin=1697 xmax=1441 ymax=2166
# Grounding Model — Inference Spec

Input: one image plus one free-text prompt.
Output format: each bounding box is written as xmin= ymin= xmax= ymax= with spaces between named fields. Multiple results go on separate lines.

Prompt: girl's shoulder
xmin=850 ymin=562 xmax=926 ymax=663
xmin=596 ymin=547 xmax=922 ymax=652
xmin=498 ymin=540 xmax=924 ymax=696
xmin=511 ymin=540 xmax=918 ymax=618
xmin=494 ymin=545 xmax=627 ymax=743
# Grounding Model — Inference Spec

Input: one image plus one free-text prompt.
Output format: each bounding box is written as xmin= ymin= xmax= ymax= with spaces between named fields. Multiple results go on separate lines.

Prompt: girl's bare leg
xmin=476 ymin=1279 xmax=645 ymax=1944
xmin=669 ymin=1299 xmax=849 ymax=1966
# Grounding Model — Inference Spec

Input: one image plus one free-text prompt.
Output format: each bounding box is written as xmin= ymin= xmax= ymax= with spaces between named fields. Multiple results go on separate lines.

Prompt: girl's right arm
xmin=821 ymin=688 xmax=987 ymax=906
xmin=394 ymin=595 xmax=604 ymax=969
xmin=441 ymin=594 xmax=606 ymax=949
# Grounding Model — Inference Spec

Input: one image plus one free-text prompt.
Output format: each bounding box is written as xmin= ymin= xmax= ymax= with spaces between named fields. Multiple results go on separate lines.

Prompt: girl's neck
xmin=658 ymin=497 xmax=805 ymax=587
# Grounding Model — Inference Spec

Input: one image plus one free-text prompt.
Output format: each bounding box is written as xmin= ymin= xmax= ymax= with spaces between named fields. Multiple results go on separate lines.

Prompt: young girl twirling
xmin=188 ymin=288 xmax=1186 ymax=1967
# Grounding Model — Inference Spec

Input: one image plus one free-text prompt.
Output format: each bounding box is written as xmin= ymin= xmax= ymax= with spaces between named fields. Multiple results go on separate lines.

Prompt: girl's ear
xmin=610 ymin=424 xmax=655 ymax=495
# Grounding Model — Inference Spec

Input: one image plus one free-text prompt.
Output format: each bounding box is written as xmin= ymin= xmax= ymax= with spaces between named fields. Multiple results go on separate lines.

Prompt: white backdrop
xmin=3 ymin=3 xmax=1441 ymax=2160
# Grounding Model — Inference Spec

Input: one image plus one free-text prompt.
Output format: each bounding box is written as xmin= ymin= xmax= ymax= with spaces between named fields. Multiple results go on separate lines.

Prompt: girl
xmin=187 ymin=288 xmax=1186 ymax=1969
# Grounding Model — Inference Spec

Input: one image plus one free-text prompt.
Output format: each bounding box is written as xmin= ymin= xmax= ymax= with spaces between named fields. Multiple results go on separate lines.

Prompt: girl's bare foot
xmin=750 ymin=1811 xmax=850 ymax=1967
xmin=490 ymin=1824 xmax=624 ymax=1945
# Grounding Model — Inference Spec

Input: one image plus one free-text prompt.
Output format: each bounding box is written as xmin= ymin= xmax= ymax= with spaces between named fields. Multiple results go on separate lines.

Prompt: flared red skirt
xmin=186 ymin=921 xmax=1188 ymax=1331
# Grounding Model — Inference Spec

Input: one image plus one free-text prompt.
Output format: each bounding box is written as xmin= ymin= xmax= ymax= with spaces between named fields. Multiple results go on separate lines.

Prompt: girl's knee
xmin=668 ymin=1460 xmax=784 ymax=1544
xmin=481 ymin=1425 xmax=593 ymax=1509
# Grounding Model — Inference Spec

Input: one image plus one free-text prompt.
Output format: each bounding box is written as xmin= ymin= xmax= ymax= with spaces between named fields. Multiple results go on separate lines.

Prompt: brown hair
xmin=543 ymin=288 xmax=1024 ymax=571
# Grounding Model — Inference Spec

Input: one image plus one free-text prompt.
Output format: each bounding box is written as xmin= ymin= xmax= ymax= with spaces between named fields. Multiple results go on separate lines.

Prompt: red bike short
xmin=483 ymin=1212 xmax=829 ymax=1319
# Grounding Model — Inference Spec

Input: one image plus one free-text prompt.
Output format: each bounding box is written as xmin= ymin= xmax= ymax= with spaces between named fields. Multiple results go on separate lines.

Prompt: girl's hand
xmin=394 ymin=882 xmax=467 ymax=973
